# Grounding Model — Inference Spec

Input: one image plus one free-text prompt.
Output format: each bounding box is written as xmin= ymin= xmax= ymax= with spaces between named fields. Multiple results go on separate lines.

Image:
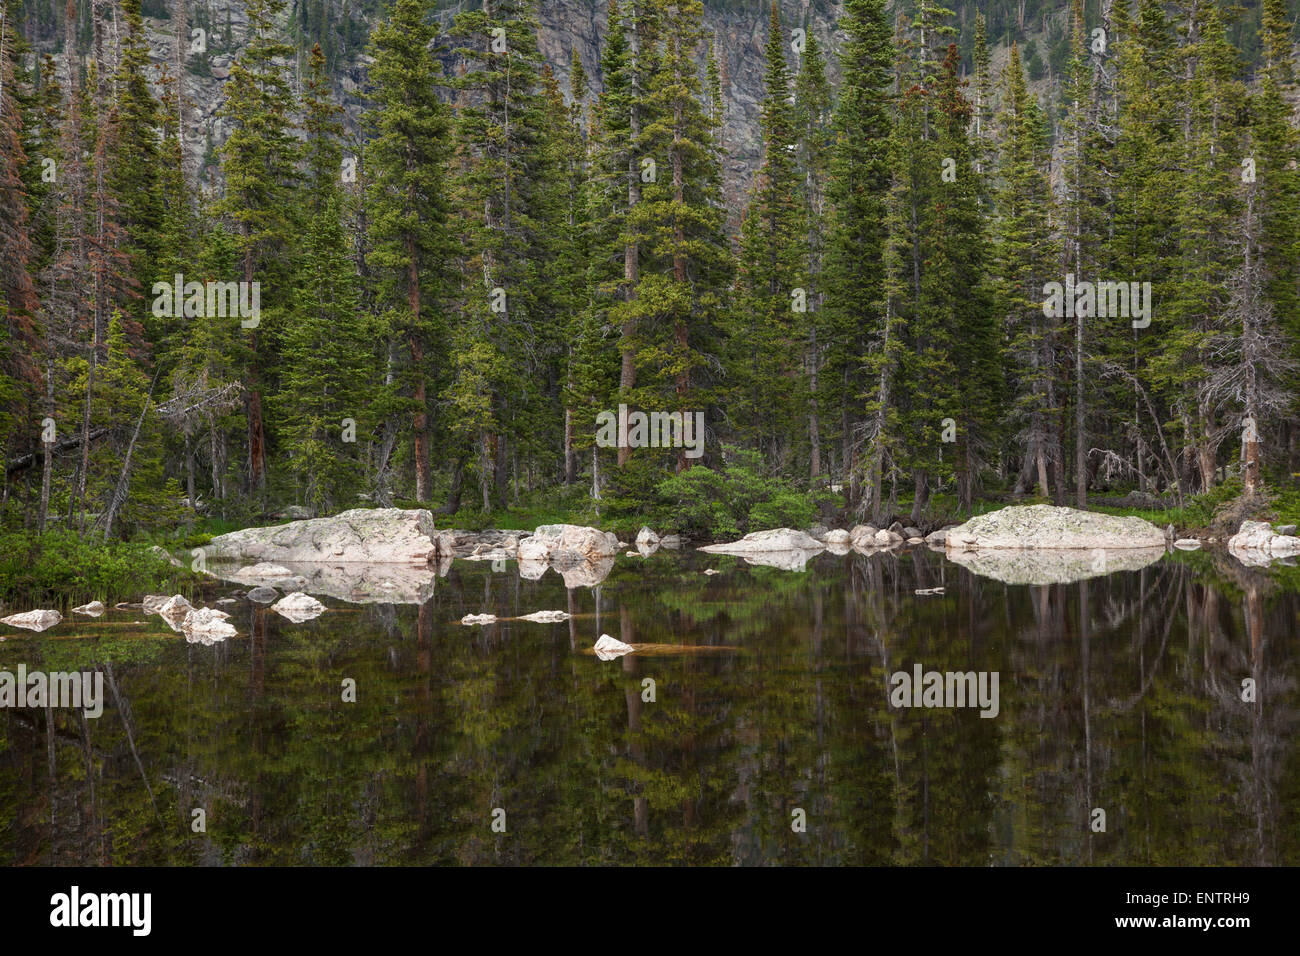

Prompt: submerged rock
xmin=593 ymin=633 xmax=635 ymax=660
xmin=246 ymin=586 xmax=279 ymax=604
xmin=271 ymin=592 xmax=326 ymax=623
xmin=213 ymin=561 xmax=438 ymax=604
xmin=556 ymin=555 xmax=614 ymax=589
xmin=517 ymin=610 xmax=570 ymax=623
xmin=699 ymin=528 xmax=825 ymax=555
xmin=946 ymin=546 xmax=1164 ymax=585
xmin=234 ymin=562 xmax=293 ymax=580
xmin=71 ymin=601 xmax=106 ymax=617
xmin=946 ymin=505 xmax=1166 ymax=551
xmin=1 ymin=609 xmax=62 ymax=632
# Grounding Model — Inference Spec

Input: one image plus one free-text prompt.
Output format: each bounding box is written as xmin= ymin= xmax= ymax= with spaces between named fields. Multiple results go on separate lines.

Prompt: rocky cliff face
xmin=37 ymin=0 xmax=843 ymax=206
xmin=28 ymin=1 xmax=1058 ymax=207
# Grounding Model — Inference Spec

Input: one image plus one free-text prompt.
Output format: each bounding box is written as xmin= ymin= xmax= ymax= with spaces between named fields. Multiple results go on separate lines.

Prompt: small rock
xmin=915 ymin=587 xmax=945 ymax=596
xmin=888 ymin=521 xmax=905 ymax=536
xmin=903 ymin=526 xmax=922 ymax=539
xmin=141 ymin=594 xmax=170 ymax=614
xmin=1276 ymin=524 xmax=1297 ymax=536
xmin=246 ymin=586 xmax=279 ymax=604
xmin=659 ymin=534 xmax=683 ymax=549
xmin=703 ymin=568 xmax=719 ymax=575
xmin=180 ymin=607 xmax=236 ymax=642
xmin=593 ymin=633 xmax=635 ymax=660
xmin=271 ymin=592 xmax=326 ymax=623
xmin=907 ymin=537 xmax=924 ymax=544
xmin=461 ymin=613 xmax=498 ymax=626
xmin=1173 ymin=538 xmax=1201 ymax=550
xmin=71 ymin=601 xmax=106 ymax=617
xmin=823 ymin=529 xmax=852 ymax=546
xmin=517 ymin=610 xmax=569 ymax=623
xmin=271 ymin=575 xmax=309 ymax=593
xmin=626 ymin=550 xmax=639 ymax=557
xmin=158 ymin=594 xmax=194 ymax=619
xmin=1 ymin=609 xmax=62 ymax=632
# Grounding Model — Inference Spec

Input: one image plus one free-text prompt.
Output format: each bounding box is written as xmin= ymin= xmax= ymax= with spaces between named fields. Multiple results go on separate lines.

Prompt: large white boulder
xmin=205 ymin=509 xmax=439 ymax=565
xmin=528 ymin=524 xmax=621 ymax=560
xmin=1228 ymin=521 xmax=1300 ymax=566
xmin=945 ymin=505 xmax=1166 ymax=550
xmin=1 ymin=609 xmax=62 ymax=632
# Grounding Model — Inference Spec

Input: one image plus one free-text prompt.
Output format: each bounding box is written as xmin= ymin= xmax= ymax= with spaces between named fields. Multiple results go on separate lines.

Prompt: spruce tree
xmin=365 ymin=0 xmax=454 ymax=503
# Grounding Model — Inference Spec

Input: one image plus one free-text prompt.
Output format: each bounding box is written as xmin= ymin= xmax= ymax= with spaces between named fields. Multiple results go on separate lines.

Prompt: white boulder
xmin=945 ymin=505 xmax=1166 ymax=550
xmin=593 ymin=633 xmax=635 ymax=661
xmin=271 ymin=592 xmax=326 ymax=623
xmin=1 ymin=609 xmax=62 ymax=632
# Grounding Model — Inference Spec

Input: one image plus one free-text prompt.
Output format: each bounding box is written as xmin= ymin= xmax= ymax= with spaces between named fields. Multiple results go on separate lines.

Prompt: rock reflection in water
xmin=1 ymin=548 xmax=1296 ymax=866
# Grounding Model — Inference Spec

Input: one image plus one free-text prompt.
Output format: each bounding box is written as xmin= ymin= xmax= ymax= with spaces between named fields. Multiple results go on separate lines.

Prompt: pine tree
xmin=275 ymin=44 xmax=370 ymax=511
xmin=0 ymin=0 xmax=40 ymax=471
xmin=793 ymin=24 xmax=832 ymax=482
xmin=992 ymin=43 xmax=1060 ymax=500
xmin=108 ymin=0 xmax=165 ymax=301
xmin=213 ymin=0 xmax=301 ymax=494
xmin=732 ymin=3 xmax=807 ymax=472
xmin=365 ymin=0 xmax=454 ymax=503
xmin=445 ymin=0 xmax=554 ymax=507
xmin=625 ymin=0 xmax=731 ymax=473
xmin=825 ymin=0 xmax=892 ymax=505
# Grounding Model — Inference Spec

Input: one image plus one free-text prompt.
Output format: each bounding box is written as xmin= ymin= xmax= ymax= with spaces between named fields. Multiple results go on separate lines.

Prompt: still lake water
xmin=1 ymin=546 xmax=1296 ymax=866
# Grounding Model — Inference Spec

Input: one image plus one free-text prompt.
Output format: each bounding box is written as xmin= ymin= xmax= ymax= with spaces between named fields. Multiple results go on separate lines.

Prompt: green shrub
xmin=0 ymin=530 xmax=195 ymax=604
xmin=654 ymin=446 xmax=827 ymax=540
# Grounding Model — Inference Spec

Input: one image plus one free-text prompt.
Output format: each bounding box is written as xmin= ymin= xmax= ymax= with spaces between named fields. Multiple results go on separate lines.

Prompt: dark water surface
xmin=1 ymin=547 xmax=1297 ymax=865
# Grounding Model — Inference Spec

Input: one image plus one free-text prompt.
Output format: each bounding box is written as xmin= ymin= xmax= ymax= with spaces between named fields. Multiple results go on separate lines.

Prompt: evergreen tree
xmin=275 ymin=44 xmax=370 ymax=511
xmin=732 ymin=3 xmax=807 ymax=472
xmin=213 ymin=0 xmax=302 ymax=494
xmin=825 ymin=0 xmax=892 ymax=505
xmin=365 ymin=0 xmax=454 ymax=503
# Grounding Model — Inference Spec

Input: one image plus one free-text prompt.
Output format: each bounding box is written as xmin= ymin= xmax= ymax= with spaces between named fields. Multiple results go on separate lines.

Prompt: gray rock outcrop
xmin=945 ymin=505 xmax=1166 ymax=551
